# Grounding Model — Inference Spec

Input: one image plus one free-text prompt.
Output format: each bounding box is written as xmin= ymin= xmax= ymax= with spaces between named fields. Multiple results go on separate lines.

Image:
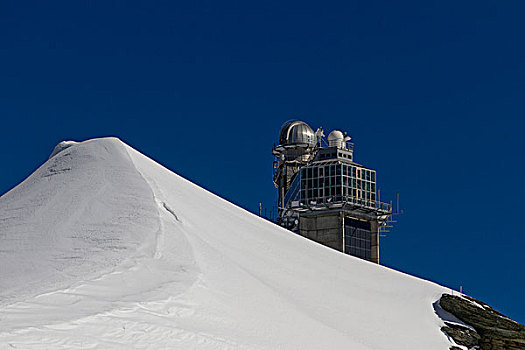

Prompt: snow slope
xmin=0 ymin=138 xmax=454 ymax=349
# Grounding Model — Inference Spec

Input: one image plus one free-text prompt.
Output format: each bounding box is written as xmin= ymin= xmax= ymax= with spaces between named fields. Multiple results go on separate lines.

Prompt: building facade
xmin=272 ymin=121 xmax=392 ymax=263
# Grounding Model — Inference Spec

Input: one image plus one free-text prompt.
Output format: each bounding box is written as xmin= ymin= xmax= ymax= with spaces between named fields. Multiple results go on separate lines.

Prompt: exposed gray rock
xmin=439 ymin=294 xmax=525 ymax=350
xmin=442 ymin=322 xmax=481 ymax=348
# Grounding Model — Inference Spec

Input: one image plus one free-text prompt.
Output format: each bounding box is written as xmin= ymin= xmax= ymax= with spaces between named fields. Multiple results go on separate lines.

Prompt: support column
xmin=370 ymin=220 xmax=379 ymax=264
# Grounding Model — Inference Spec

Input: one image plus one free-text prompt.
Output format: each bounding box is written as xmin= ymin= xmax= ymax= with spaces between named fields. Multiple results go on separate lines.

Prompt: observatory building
xmin=272 ymin=121 xmax=392 ymax=263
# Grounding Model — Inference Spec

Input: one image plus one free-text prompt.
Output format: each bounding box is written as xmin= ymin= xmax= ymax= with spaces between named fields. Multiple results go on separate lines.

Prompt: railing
xmin=289 ymin=196 xmax=391 ymax=213
xmin=344 ymin=142 xmax=355 ymax=150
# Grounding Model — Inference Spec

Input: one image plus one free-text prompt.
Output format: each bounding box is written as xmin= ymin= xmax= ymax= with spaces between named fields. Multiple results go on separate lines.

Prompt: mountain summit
xmin=0 ymin=138 xmax=476 ymax=349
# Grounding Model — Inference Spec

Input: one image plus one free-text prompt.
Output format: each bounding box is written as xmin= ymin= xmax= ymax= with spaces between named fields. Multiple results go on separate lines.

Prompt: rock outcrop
xmin=440 ymin=294 xmax=525 ymax=350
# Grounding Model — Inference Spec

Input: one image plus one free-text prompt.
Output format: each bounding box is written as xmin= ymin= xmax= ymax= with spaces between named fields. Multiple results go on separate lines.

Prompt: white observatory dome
xmin=327 ymin=130 xmax=347 ymax=149
xmin=279 ymin=121 xmax=317 ymax=147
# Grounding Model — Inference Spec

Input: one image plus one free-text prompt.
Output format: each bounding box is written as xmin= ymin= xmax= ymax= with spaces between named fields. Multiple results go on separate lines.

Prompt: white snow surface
xmin=0 ymin=137 xmax=453 ymax=349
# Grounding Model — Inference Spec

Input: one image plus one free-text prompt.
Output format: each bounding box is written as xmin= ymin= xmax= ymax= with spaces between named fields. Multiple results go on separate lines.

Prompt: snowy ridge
xmin=0 ymin=138 xmax=453 ymax=349
xmin=48 ymin=140 xmax=78 ymax=159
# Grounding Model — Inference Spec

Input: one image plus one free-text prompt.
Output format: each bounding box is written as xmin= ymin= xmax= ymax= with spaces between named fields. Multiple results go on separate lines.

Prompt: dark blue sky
xmin=1 ymin=1 xmax=524 ymax=323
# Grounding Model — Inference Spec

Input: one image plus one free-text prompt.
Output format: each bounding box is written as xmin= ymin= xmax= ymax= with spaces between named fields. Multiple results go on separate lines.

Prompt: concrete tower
xmin=272 ymin=121 xmax=392 ymax=263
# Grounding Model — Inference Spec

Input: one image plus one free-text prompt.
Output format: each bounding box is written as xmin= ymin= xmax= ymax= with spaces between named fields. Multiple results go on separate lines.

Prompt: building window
xmin=297 ymin=162 xmax=377 ymax=208
xmin=345 ymin=218 xmax=372 ymax=260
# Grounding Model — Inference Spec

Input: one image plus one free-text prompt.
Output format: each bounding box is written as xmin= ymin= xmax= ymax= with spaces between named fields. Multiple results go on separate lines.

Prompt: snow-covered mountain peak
xmin=0 ymin=137 xmax=454 ymax=349
xmin=48 ymin=140 xmax=78 ymax=159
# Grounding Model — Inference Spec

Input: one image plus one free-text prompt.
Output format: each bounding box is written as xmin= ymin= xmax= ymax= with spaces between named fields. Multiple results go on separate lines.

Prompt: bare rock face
xmin=442 ymin=322 xmax=481 ymax=348
xmin=440 ymin=294 xmax=525 ymax=350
